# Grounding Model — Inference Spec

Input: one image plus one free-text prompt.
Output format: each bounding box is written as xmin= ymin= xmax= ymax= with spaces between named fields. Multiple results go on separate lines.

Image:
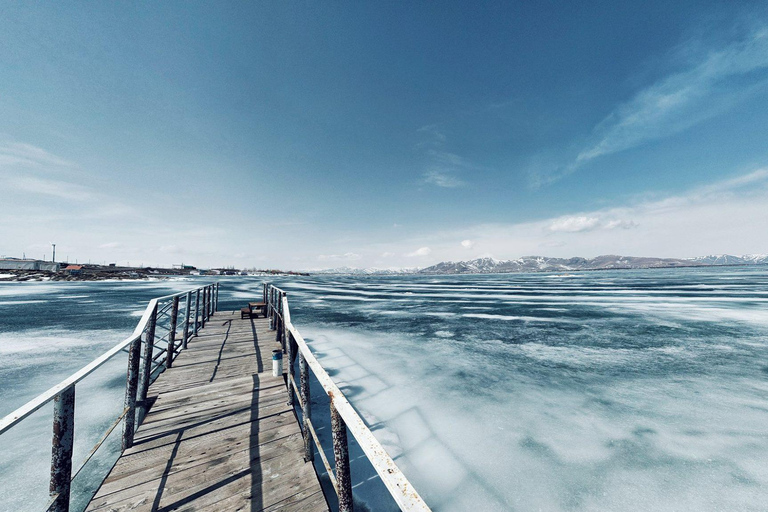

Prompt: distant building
xmin=64 ymin=264 xmax=83 ymax=275
xmin=0 ymin=258 xmax=60 ymax=272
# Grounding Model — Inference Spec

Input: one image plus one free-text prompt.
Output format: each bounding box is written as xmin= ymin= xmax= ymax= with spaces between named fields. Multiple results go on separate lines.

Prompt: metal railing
xmin=265 ymin=283 xmax=431 ymax=512
xmin=0 ymin=282 xmax=220 ymax=512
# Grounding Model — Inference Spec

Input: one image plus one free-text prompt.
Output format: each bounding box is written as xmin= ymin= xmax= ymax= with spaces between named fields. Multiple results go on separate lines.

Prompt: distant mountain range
xmin=311 ymin=254 xmax=768 ymax=275
xmin=420 ymin=254 xmax=768 ymax=274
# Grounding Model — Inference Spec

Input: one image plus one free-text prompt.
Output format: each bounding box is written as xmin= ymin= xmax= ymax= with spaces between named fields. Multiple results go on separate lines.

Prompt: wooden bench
xmin=249 ymin=301 xmax=267 ymax=317
xmin=241 ymin=301 xmax=267 ymax=319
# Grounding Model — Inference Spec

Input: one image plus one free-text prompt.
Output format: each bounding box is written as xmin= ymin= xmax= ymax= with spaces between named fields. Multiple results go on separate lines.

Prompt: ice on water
xmin=278 ymin=267 xmax=768 ymax=511
xmin=2 ymin=268 xmax=768 ymax=511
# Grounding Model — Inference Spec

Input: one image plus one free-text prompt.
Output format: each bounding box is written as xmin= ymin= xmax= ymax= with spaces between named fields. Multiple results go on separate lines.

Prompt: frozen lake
xmin=2 ymin=267 xmax=768 ymax=511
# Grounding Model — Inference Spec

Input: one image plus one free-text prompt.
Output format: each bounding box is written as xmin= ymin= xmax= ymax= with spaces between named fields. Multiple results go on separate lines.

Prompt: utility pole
xmin=51 ymin=243 xmax=56 ymax=263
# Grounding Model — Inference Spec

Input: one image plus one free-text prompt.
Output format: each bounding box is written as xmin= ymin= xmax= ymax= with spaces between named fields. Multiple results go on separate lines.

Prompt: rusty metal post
xmin=122 ymin=335 xmax=141 ymax=449
xmin=269 ymin=287 xmax=275 ymax=330
xmin=275 ymin=293 xmax=282 ymax=343
xmin=299 ymin=352 xmax=313 ymax=462
xmin=194 ymin=288 xmax=200 ymax=336
xmin=331 ymin=400 xmax=353 ymax=512
xmin=286 ymin=332 xmax=296 ymax=407
xmin=137 ymin=304 xmax=157 ymax=422
xmin=201 ymin=287 xmax=207 ymax=328
xmin=182 ymin=291 xmax=191 ymax=349
xmin=282 ymin=292 xmax=288 ymax=349
xmin=50 ymin=385 xmax=75 ymax=512
xmin=167 ymin=296 xmax=179 ymax=368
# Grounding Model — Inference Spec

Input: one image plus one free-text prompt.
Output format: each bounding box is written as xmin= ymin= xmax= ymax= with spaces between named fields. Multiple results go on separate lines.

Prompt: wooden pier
xmin=0 ymin=282 xmax=430 ymax=512
xmin=85 ymin=310 xmax=328 ymax=512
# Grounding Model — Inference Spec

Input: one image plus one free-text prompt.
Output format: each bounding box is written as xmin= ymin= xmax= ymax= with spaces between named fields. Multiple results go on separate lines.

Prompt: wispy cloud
xmin=405 ymin=247 xmax=431 ymax=257
xmin=416 ymin=124 xmax=446 ymax=147
xmin=424 ymin=169 xmax=465 ymax=188
xmin=532 ymin=26 xmax=768 ymax=186
xmin=0 ymin=142 xmax=74 ymax=169
xmin=416 ymin=125 xmax=474 ymax=188
xmin=4 ymin=175 xmax=94 ymax=201
xmin=461 ymin=239 xmax=475 ymax=249
xmin=579 ymin=28 xmax=768 ymax=163
xmin=318 ymin=252 xmax=362 ymax=261
xmin=548 ymin=216 xmax=637 ymax=233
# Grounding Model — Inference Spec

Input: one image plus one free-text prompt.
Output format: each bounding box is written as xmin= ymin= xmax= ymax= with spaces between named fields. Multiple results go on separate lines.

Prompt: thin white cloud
xmin=417 ymin=125 xmax=474 ymax=188
xmin=461 ymin=239 xmax=475 ymax=249
xmin=533 ymin=27 xmax=768 ymax=186
xmin=548 ymin=216 xmax=600 ymax=233
xmin=416 ymin=124 xmax=446 ymax=146
xmin=0 ymin=142 xmax=74 ymax=169
xmin=405 ymin=247 xmax=432 ymax=257
xmin=381 ymin=252 xmax=395 ymax=258
xmin=548 ymin=216 xmax=637 ymax=233
xmin=318 ymin=252 xmax=362 ymax=261
xmin=4 ymin=175 xmax=93 ymax=201
xmin=424 ymin=169 xmax=465 ymax=188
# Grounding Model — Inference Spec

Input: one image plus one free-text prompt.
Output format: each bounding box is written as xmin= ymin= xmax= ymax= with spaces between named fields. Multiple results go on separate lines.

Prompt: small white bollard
xmin=272 ymin=349 xmax=283 ymax=377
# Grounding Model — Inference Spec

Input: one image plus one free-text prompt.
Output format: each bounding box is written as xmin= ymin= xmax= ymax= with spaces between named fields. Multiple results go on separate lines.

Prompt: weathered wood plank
xmin=85 ymin=312 xmax=328 ymax=512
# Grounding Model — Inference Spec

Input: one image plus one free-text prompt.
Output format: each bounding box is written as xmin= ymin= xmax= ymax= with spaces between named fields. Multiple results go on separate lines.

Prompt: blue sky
xmin=2 ymin=1 xmax=768 ymax=269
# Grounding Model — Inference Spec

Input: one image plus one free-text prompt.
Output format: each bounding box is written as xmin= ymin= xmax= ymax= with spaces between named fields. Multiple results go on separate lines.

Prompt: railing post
xmin=209 ymin=284 xmax=215 ymax=316
xmin=287 ymin=332 xmax=295 ymax=407
xmin=201 ymin=287 xmax=207 ymax=328
xmin=182 ymin=291 xmax=191 ymax=349
xmin=194 ymin=288 xmax=200 ymax=336
xmin=268 ymin=287 xmax=274 ymax=330
xmin=262 ymin=282 xmax=267 ymax=305
xmin=215 ymin=283 xmax=220 ymax=312
xmin=137 ymin=303 xmax=157 ymax=422
xmin=50 ymin=385 xmax=75 ymax=512
xmin=331 ymin=400 xmax=353 ymax=512
xmin=275 ymin=293 xmax=282 ymax=343
xmin=300 ymin=352 xmax=313 ymax=462
xmin=122 ymin=335 xmax=141 ymax=449
xmin=167 ymin=296 xmax=179 ymax=368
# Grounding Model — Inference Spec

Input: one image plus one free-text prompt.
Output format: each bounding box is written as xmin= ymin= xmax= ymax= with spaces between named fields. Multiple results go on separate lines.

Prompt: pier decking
xmin=85 ymin=311 xmax=329 ymax=512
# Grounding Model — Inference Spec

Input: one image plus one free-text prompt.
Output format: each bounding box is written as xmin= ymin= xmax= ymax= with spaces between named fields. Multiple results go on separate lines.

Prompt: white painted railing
xmin=265 ymin=283 xmax=431 ymax=512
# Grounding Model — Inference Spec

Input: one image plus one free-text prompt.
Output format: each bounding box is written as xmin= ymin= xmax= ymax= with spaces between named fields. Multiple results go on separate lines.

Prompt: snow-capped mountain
xmin=686 ymin=254 xmax=768 ymax=265
xmin=419 ymin=255 xmax=699 ymax=274
xmin=310 ymin=254 xmax=768 ymax=275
